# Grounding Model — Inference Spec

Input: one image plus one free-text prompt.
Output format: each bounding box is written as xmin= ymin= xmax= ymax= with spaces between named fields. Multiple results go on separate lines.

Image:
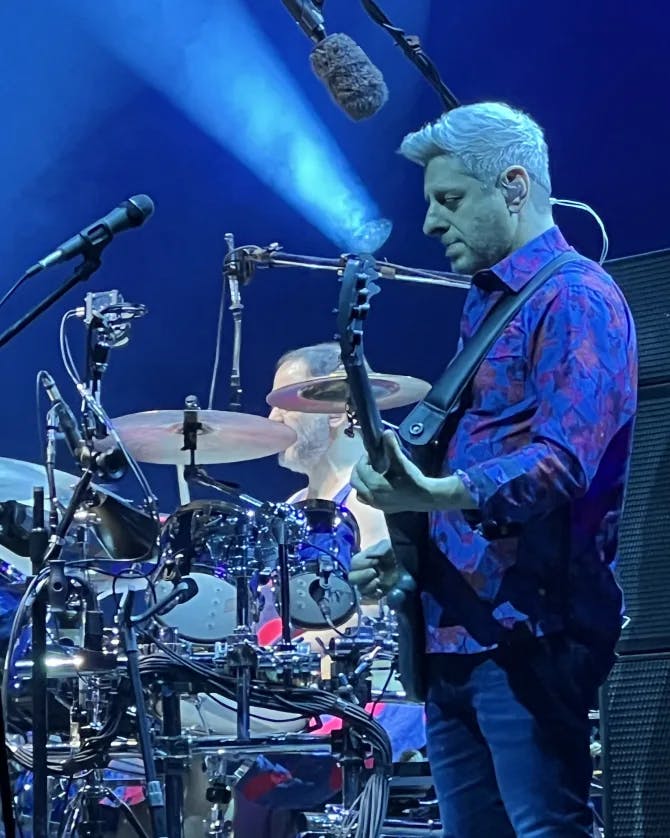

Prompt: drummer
xmin=268 ymin=342 xmax=389 ymax=550
xmin=222 ymin=343 xmax=427 ymax=838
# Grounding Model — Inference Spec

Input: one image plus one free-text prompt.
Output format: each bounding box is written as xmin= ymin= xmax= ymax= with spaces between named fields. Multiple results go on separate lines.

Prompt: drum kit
xmin=0 ymin=266 xmax=436 ymax=837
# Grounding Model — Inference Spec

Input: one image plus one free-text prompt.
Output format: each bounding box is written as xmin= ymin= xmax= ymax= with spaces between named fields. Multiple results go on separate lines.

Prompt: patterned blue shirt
xmin=423 ymin=226 xmax=638 ymax=654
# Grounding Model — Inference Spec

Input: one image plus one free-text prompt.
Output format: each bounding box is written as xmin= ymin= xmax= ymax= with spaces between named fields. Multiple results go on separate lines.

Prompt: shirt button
xmin=538 ymin=588 xmax=546 ymax=596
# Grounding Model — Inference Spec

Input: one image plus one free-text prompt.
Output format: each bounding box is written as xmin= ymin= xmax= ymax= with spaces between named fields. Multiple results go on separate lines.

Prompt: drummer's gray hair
xmin=276 ymin=342 xmax=343 ymax=377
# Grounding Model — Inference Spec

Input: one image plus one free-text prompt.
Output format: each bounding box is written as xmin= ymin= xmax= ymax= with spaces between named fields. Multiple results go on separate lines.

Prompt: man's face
xmin=268 ymin=358 xmax=333 ymax=474
xmin=422 ymin=155 xmax=515 ymax=275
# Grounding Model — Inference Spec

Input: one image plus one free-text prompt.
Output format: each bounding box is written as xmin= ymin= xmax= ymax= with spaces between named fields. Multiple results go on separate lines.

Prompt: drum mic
xmin=40 ymin=372 xmax=126 ymax=479
xmin=280 ymin=1 xmax=388 ymax=120
xmin=131 ymin=577 xmax=199 ymax=624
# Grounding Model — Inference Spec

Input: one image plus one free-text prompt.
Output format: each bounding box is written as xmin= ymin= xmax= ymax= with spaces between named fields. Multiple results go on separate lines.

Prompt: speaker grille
xmin=606 ymin=249 xmax=670 ymax=385
xmin=601 ymin=653 xmax=670 ymax=837
xmin=617 ymin=384 xmax=670 ymax=652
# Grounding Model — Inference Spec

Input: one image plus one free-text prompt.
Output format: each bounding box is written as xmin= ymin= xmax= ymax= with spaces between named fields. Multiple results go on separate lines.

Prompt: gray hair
xmin=399 ymin=102 xmax=552 ymax=193
xmin=276 ymin=341 xmax=374 ymax=378
xmin=276 ymin=342 xmax=343 ymax=377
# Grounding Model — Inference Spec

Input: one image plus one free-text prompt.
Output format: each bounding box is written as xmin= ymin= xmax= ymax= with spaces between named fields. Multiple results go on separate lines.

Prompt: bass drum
xmin=153 ymin=500 xmax=278 ymax=643
xmin=288 ymin=499 xmax=360 ymax=629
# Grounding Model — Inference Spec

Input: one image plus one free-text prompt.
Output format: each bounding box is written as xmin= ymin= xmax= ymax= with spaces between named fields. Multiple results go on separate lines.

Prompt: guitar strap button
xmin=409 ymin=422 xmax=424 ymax=436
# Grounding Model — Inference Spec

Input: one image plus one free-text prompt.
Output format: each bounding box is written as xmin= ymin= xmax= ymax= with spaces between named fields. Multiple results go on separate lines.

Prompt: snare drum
xmin=153 ymin=500 xmax=277 ymax=643
xmin=288 ymin=499 xmax=359 ymax=629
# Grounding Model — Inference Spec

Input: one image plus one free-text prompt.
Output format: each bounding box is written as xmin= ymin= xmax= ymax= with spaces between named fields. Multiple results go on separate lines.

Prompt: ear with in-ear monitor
xmin=501 ymin=178 xmax=524 ymax=204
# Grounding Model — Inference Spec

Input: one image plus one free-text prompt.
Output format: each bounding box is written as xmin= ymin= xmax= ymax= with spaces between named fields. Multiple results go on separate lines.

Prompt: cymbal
xmin=0 ymin=457 xmax=78 ymax=506
xmin=266 ymin=373 xmax=431 ymax=414
xmin=109 ymin=410 xmax=298 ymax=465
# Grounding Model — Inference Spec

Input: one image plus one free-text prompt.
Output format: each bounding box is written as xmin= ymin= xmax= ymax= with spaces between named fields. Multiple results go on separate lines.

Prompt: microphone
xmin=310 ymin=33 xmax=389 ymax=121
xmin=131 ymin=577 xmax=199 ymax=625
xmin=41 ymin=372 xmax=126 ymax=479
xmin=41 ymin=372 xmax=88 ymax=463
xmin=25 ymin=194 xmax=155 ymax=278
xmin=280 ymin=0 xmax=326 ymax=42
xmin=280 ymin=1 xmax=388 ymax=120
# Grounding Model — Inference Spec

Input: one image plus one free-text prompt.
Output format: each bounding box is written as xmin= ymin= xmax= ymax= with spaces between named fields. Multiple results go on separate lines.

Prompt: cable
xmin=0 ymin=272 xmax=31 ymax=314
xmin=207 ymin=272 xmax=227 ymax=410
xmin=59 ymin=309 xmax=162 ymax=561
xmin=550 ymin=197 xmax=609 ymax=264
xmin=359 ymin=0 xmax=459 ymax=112
xmin=368 ymin=660 xmax=395 ymax=717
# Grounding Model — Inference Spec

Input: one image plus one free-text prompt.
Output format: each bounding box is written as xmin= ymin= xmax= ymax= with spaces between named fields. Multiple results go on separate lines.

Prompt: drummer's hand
xmin=349 ymin=538 xmax=399 ymax=599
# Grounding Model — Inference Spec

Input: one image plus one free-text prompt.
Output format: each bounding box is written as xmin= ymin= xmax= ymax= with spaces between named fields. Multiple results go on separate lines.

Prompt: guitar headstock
xmin=336 ymin=254 xmax=382 ymax=366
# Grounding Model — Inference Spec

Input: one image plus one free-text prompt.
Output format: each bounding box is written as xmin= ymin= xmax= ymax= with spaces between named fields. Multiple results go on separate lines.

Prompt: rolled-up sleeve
xmin=463 ymin=279 xmax=637 ymax=524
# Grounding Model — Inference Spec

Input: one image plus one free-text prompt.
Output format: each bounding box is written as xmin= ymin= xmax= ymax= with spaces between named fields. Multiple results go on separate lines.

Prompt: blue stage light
xmin=66 ymin=0 xmax=391 ymax=253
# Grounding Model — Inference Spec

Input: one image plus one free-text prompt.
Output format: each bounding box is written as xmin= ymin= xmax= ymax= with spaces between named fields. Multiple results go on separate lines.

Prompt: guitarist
xmin=349 ymin=101 xmax=638 ymax=838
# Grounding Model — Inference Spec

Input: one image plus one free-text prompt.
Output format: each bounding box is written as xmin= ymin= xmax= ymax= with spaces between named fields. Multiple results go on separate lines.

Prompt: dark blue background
xmin=0 ymin=0 xmax=667 ymax=513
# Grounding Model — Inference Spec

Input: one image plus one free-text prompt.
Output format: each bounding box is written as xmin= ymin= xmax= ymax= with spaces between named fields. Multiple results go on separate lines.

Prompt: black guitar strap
xmin=398 ymin=250 xmax=582 ymax=453
xmin=396 ymin=250 xmax=585 ymax=649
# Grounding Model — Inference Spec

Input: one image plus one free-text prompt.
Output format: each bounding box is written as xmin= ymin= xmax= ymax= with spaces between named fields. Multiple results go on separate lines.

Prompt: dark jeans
xmin=425 ymin=635 xmax=606 ymax=838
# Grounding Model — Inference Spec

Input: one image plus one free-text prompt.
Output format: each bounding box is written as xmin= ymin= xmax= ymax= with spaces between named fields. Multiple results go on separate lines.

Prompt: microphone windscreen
xmin=126 ymin=194 xmax=155 ymax=225
xmin=310 ymin=33 xmax=388 ymax=121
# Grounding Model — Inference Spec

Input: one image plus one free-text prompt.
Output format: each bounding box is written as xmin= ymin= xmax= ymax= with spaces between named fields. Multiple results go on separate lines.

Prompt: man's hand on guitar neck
xmin=348 ymin=538 xmax=399 ymax=599
xmin=351 ymin=430 xmax=477 ymax=514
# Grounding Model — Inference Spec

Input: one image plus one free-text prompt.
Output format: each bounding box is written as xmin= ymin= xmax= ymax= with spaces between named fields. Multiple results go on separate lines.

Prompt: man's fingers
xmin=348 ymin=568 xmax=378 ymax=587
xmin=351 ymin=556 xmax=379 ymax=570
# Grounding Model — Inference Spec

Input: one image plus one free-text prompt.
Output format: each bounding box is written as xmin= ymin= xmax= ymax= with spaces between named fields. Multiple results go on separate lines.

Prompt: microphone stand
xmin=29 ymin=488 xmax=49 ymax=838
xmin=358 ymin=0 xmax=460 ymax=111
xmin=222 ymin=241 xmax=472 ymax=289
xmin=224 ymin=233 xmax=244 ymax=411
xmin=30 ymin=468 xmax=94 ymax=838
xmin=84 ymin=318 xmax=112 ymax=442
xmin=0 ymin=254 xmax=103 ymax=350
xmin=118 ymin=590 xmax=169 ymax=838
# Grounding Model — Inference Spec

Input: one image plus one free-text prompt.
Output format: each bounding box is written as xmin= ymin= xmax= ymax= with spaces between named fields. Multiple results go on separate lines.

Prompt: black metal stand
xmin=274 ymin=514 xmax=293 ymax=647
xmin=0 ymin=668 xmax=16 ymax=838
xmin=339 ymin=724 xmax=365 ymax=810
xmin=0 ymin=257 xmax=101 ymax=350
xmin=29 ymin=488 xmax=49 ymax=838
xmin=119 ymin=590 xmax=168 ymax=838
xmin=224 ymin=232 xmax=244 ymax=411
xmin=31 ymin=472 xmax=94 ymax=838
xmin=161 ymin=686 xmax=184 ymax=838
xmin=61 ymin=772 xmax=148 ymax=837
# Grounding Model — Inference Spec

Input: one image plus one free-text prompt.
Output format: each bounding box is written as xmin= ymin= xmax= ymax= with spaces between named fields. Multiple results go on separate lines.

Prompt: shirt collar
xmin=472 ymin=226 xmax=574 ymax=292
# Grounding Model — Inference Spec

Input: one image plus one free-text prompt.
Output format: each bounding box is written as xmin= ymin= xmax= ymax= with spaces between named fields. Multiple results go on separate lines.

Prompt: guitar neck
xmin=343 ymin=361 xmax=389 ymax=475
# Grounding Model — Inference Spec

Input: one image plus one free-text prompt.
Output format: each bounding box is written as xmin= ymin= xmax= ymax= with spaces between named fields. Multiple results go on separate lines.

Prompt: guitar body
xmin=384 ymin=512 xmax=429 ymax=701
xmin=336 ymin=255 xmax=436 ymax=702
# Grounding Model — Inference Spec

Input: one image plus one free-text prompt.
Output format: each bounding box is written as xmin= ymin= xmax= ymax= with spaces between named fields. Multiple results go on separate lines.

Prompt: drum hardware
xmin=287 ymin=500 xmax=359 ymax=630
xmin=116 ymin=587 xmax=177 ymax=838
xmin=161 ymin=682 xmax=185 ymax=838
xmin=81 ymin=289 xmax=148 ymax=446
xmin=58 ymin=769 xmax=149 ymax=838
xmin=29 ymin=472 xmax=100 ymax=838
xmin=222 ymin=240 xmax=470 ymax=290
xmin=223 ymin=231 xmax=245 ymax=413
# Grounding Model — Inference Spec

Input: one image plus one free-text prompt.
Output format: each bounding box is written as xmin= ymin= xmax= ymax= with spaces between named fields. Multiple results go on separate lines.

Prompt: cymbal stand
xmin=229 ymin=516 xmax=260 ymax=742
xmin=272 ymin=506 xmax=294 ymax=648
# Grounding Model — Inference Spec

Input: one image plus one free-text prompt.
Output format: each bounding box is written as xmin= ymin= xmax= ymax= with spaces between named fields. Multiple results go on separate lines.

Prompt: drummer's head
xmin=269 ymin=342 xmax=349 ymax=474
